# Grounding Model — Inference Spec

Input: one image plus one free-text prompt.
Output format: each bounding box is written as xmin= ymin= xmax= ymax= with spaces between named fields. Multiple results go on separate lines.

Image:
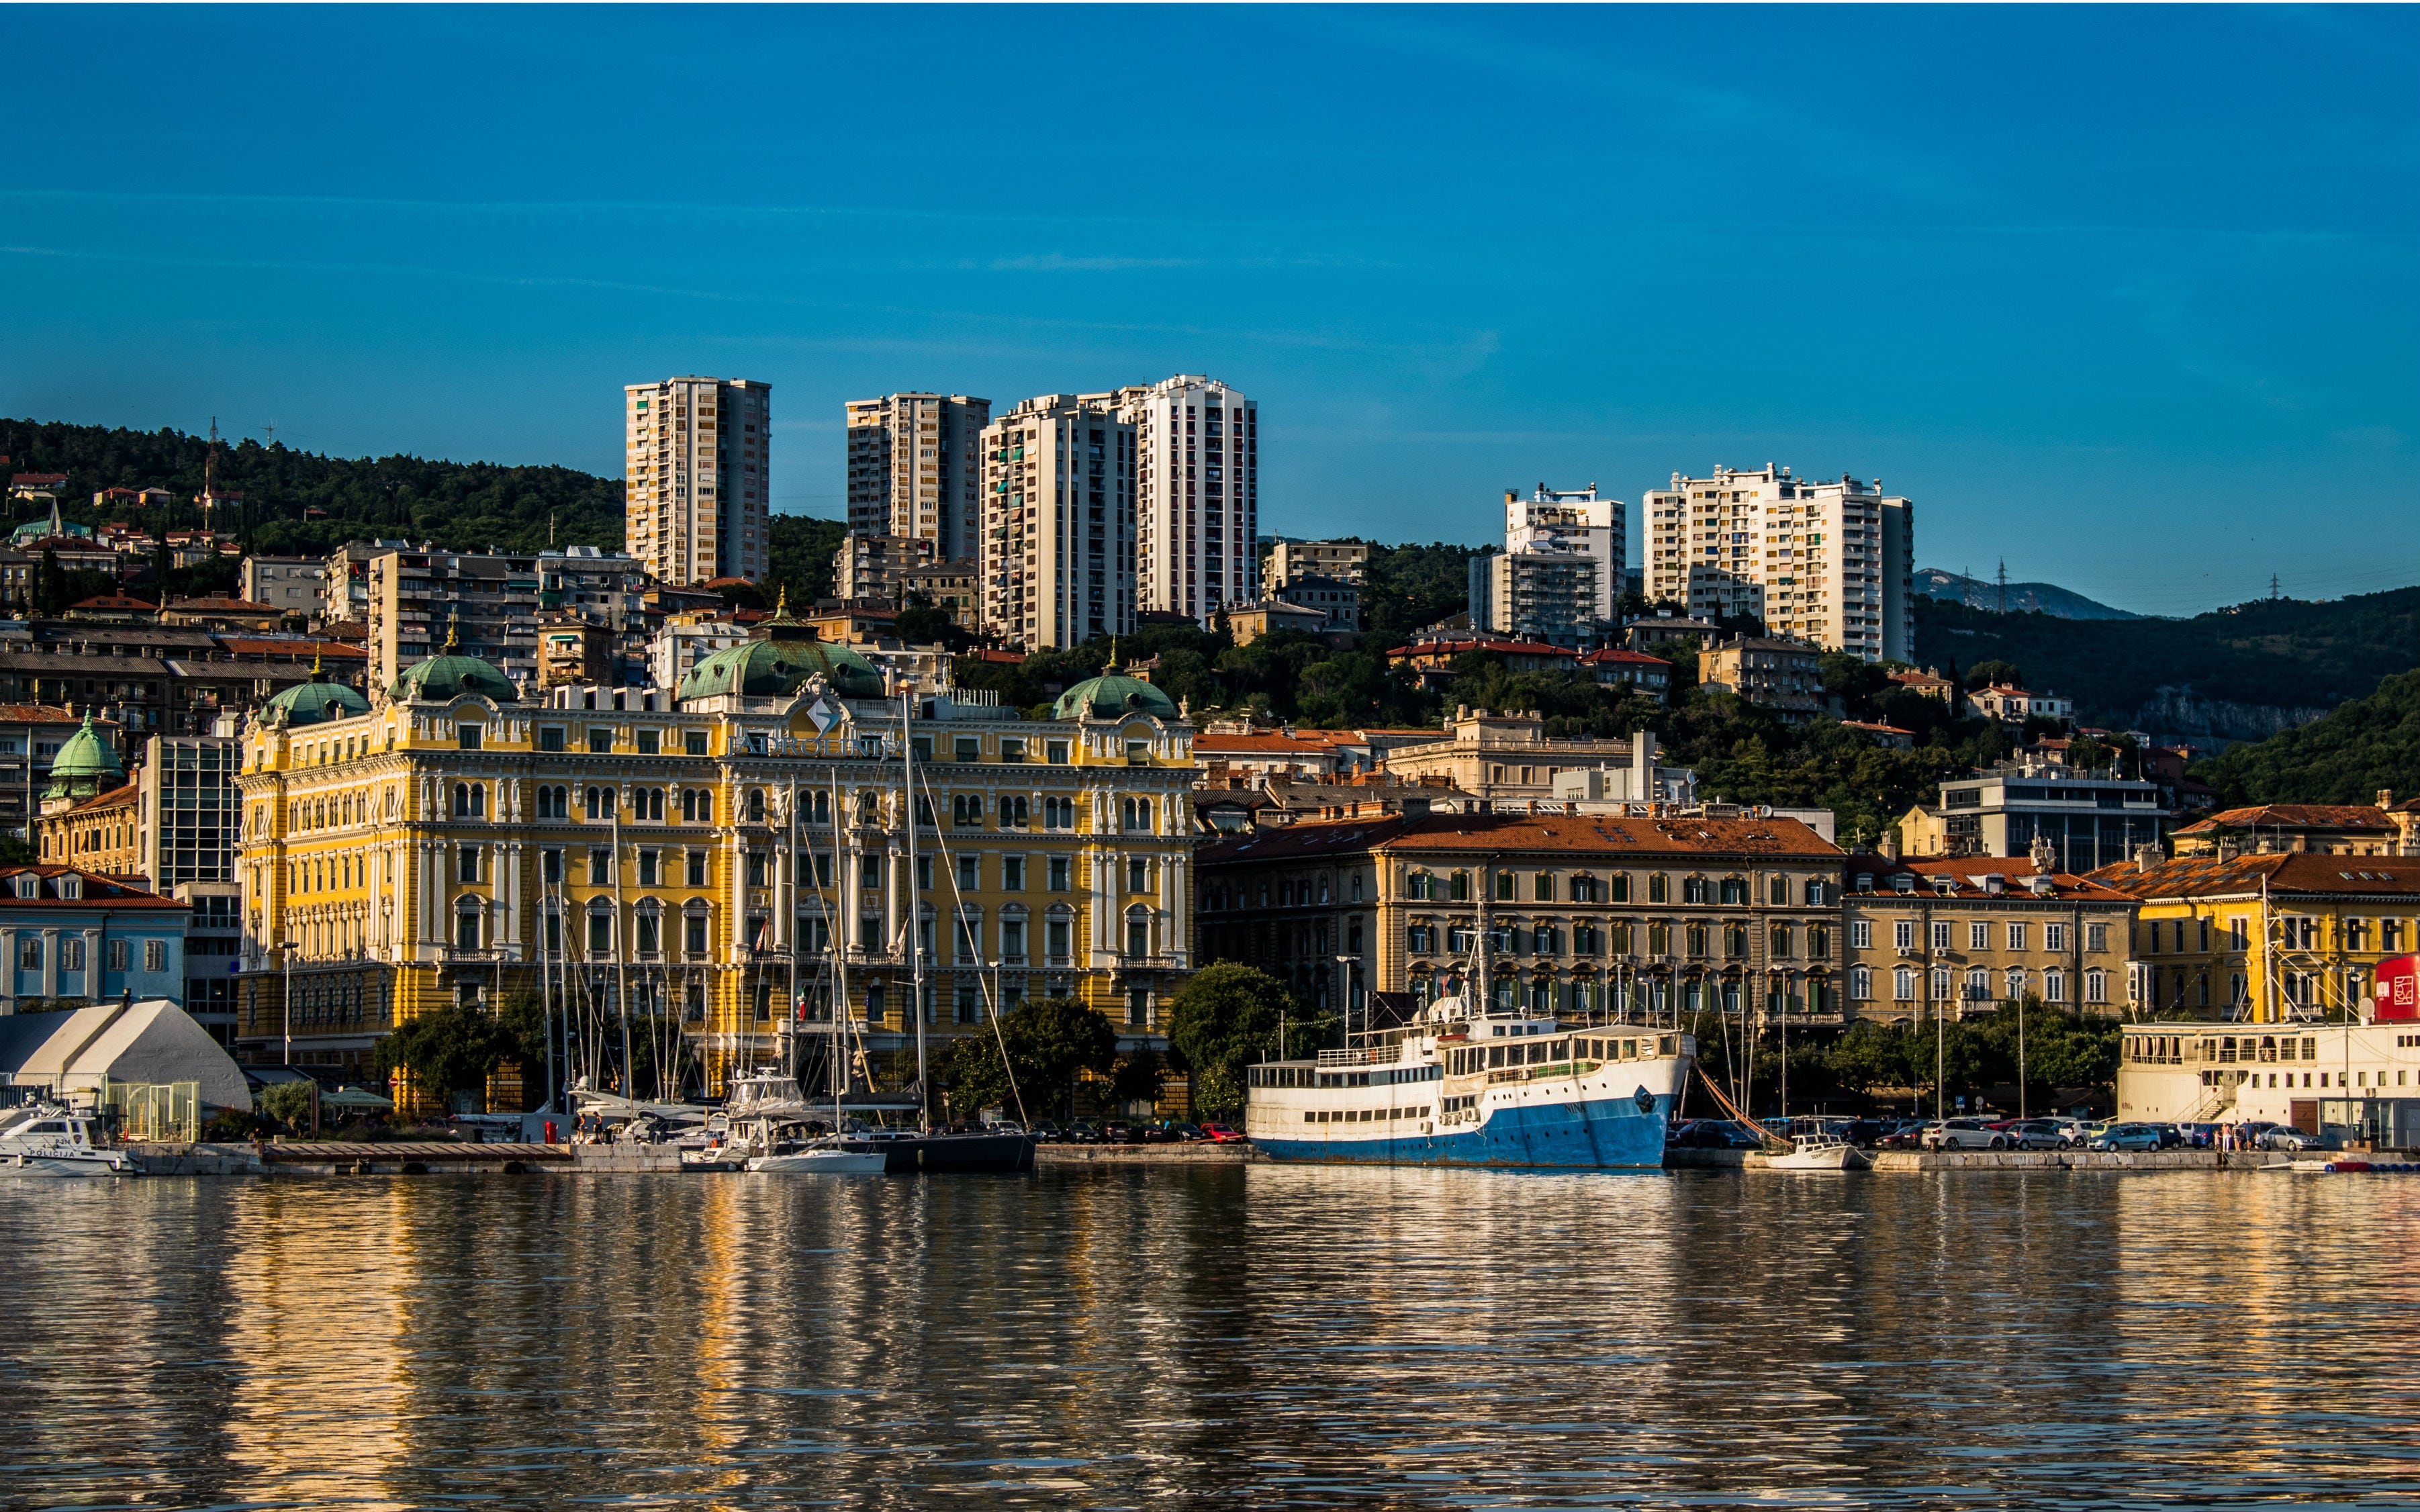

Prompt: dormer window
xmin=56 ymin=874 xmax=81 ymax=900
xmin=12 ymin=873 xmax=37 ymax=900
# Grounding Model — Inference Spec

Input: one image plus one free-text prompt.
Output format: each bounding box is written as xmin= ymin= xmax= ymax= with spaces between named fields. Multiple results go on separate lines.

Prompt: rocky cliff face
xmin=2131 ymin=685 xmax=2333 ymax=744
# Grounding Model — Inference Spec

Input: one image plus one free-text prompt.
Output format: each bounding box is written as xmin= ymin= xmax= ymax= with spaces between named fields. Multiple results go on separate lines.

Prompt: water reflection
xmin=5 ymin=1168 xmax=2419 ymax=1508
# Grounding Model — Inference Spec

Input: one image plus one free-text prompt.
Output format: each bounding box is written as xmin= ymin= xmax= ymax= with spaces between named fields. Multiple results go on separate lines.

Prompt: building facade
xmin=1899 ymin=759 xmax=2169 ymax=875
xmin=1697 ymin=635 xmax=1824 ymax=717
xmin=1642 ymin=465 xmax=1913 ymax=661
xmin=1265 ymin=539 xmax=1371 ymax=587
xmin=2088 ymin=852 xmax=2420 ymax=1025
xmin=626 ymin=376 xmax=772 ymax=585
xmin=1124 ymin=375 xmax=1257 ymax=625
xmin=230 ymin=619 xmax=1201 ymax=1100
xmin=1470 ymin=549 xmax=1602 ymax=649
xmin=1272 ymin=573 xmax=1359 ymax=632
xmin=239 ymin=557 xmax=324 ymax=626
xmin=1504 ymin=483 xmax=1624 ymax=617
xmin=0 ymin=865 xmax=189 ymax=1010
xmin=2170 ymin=801 xmax=2411 ymax=859
xmin=1841 ymin=853 xmax=2135 ymax=1025
xmin=1380 ymin=709 xmax=1693 ymax=805
xmin=1197 ymin=811 xmax=1845 ymax=1024
xmin=364 ymin=547 xmax=648 ymax=691
xmin=978 ymin=394 xmax=1137 ymax=651
xmin=845 ymin=393 xmax=990 ymax=564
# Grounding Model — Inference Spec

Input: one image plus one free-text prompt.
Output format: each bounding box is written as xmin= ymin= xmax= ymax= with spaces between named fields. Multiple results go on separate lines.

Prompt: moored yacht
xmin=0 ymin=1104 xmax=139 ymax=1177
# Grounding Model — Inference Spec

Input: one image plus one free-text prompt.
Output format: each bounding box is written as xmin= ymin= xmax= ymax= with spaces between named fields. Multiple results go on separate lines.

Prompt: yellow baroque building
xmin=232 ymin=612 xmax=1199 ymax=1109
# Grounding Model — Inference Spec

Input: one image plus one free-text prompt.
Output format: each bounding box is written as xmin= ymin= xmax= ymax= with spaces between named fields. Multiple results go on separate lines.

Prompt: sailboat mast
xmin=833 ymin=763 xmax=848 ymax=1126
xmin=902 ymin=688 xmax=928 ymax=1130
xmin=1475 ymin=853 xmax=1493 ymax=1021
xmin=612 ymin=802 xmax=635 ymax=1108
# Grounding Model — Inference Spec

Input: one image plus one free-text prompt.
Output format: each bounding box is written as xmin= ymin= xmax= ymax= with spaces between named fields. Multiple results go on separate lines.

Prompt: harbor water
xmin=7 ymin=1166 xmax=2420 ymax=1508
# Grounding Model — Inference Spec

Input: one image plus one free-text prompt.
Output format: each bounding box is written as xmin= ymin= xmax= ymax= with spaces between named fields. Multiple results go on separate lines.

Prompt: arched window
xmin=808 ymin=790 xmax=830 ymax=825
xmin=634 ymin=901 xmax=662 ymax=957
xmin=1895 ymin=967 xmax=1917 ymax=1002
xmin=453 ymin=783 xmax=487 ymax=819
xmin=2005 ymin=967 xmax=2027 ymax=1000
xmin=747 ymin=788 xmax=765 ymax=824
xmin=455 ymin=901 xmax=483 ymax=951
xmin=586 ymin=904 xmax=613 ymax=955
xmin=1125 ymin=905 xmax=1152 ymax=959
xmin=1965 ymin=967 xmax=1990 ymax=1001
xmin=1850 ymin=965 xmax=1873 ymax=1001
xmin=2044 ymin=968 xmax=2067 ymax=1004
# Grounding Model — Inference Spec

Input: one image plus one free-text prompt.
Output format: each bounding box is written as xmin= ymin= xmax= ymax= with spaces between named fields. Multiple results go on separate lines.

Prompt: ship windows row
xmin=1446 ymin=1036 xmax=1655 ymax=1076
xmin=1305 ymin=1106 xmax=1430 ymax=1125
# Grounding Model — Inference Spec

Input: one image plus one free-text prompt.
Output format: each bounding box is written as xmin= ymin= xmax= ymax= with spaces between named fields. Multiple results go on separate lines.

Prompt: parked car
xmin=1877 ymin=1121 xmax=1937 ymax=1150
xmin=2145 ymin=1123 xmax=2186 ymax=1149
xmin=1668 ymin=1119 xmax=1763 ymax=1149
xmin=2262 ymin=1125 xmax=2341 ymax=1153
xmin=1839 ymin=1119 xmax=1892 ymax=1147
xmin=1158 ymin=1121 xmax=1207 ymax=1143
xmin=2004 ymin=1119 xmax=2073 ymax=1151
xmin=2088 ymin=1123 xmax=2163 ymax=1151
xmin=1199 ymin=1123 xmax=1248 ymax=1144
xmin=1923 ymin=1118 xmax=2008 ymax=1151
xmin=1064 ymin=1120 xmax=1104 ymax=1144
xmin=1028 ymin=1120 xmax=1064 ymax=1143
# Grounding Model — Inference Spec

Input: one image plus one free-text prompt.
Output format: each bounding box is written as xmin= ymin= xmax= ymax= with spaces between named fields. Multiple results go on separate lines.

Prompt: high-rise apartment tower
xmin=845 ymin=392 xmax=991 ymax=562
xmin=1123 ymin=375 xmax=1256 ymax=625
xmin=978 ymin=394 xmax=1136 ymax=651
xmin=624 ymin=376 xmax=771 ymax=585
xmin=1642 ymin=465 xmax=1912 ymax=661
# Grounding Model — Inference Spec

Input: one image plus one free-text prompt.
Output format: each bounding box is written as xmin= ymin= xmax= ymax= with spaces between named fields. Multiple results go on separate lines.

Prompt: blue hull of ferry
xmin=1255 ymin=1092 xmax=1675 ymax=1170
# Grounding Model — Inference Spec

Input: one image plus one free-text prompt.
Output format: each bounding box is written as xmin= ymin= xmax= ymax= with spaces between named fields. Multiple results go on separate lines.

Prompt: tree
xmin=257 ymin=1080 xmax=318 ymax=1133
xmin=373 ymin=1000 xmax=513 ymax=1113
xmin=935 ymin=996 xmax=1121 ymax=1123
xmin=1165 ymin=962 xmax=1330 ymax=1119
xmin=1965 ymin=659 xmax=2023 ymax=690
xmin=34 ymin=548 xmax=68 ymax=617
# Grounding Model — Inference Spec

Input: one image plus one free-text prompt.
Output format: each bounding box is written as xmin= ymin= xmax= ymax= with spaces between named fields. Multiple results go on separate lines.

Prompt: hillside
xmin=2194 ymin=669 xmax=2420 ymax=807
xmin=0 ymin=416 xmax=843 ymax=601
xmin=1914 ymin=567 xmax=2141 ymax=620
xmin=1912 ymin=589 xmax=2420 ymax=744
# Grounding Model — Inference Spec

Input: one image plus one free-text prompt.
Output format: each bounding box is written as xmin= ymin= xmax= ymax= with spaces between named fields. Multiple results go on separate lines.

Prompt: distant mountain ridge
xmin=1914 ymin=567 xmax=2142 ymax=620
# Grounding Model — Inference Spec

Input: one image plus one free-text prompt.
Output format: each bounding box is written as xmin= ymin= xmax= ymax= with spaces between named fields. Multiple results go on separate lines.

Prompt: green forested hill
xmin=2194 ymin=669 xmax=2420 ymax=807
xmin=0 ymin=416 xmax=845 ymax=600
xmin=1913 ymin=589 xmax=2420 ymax=741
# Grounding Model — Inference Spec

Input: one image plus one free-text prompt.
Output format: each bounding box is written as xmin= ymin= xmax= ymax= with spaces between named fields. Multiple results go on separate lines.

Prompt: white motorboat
xmin=0 ymin=1104 xmax=139 ymax=1177
xmin=748 ymin=1138 xmax=886 ymax=1175
xmin=1763 ymin=1132 xmax=1869 ymax=1172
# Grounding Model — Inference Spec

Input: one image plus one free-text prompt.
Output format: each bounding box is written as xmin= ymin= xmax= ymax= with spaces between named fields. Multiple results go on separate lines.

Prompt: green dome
xmin=678 ymin=624 xmax=885 ymax=701
xmin=389 ymin=651 xmax=519 ymax=704
xmin=263 ymin=677 xmax=372 ymax=727
xmin=1052 ymin=673 xmax=1178 ymax=722
xmin=46 ymin=714 xmax=124 ymax=798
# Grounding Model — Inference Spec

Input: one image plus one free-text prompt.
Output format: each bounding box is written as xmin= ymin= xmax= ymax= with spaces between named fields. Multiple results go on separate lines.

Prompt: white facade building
xmin=1123 ymin=375 xmax=1257 ymax=625
xmin=1504 ymin=483 xmax=1624 ymax=618
xmin=624 ymin=375 xmax=772 ymax=586
xmin=845 ymin=392 xmax=990 ymax=564
xmin=1641 ymin=465 xmax=1912 ymax=661
xmin=978 ymin=394 xmax=1137 ymax=650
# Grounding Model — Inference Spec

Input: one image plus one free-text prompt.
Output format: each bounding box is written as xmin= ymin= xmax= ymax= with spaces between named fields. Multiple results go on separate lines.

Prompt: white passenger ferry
xmin=1244 ymin=990 xmax=1693 ymax=1170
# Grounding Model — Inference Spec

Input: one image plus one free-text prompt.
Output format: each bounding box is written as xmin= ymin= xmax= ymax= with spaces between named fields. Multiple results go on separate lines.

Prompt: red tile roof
xmin=67 ymin=595 xmax=158 ymax=612
xmin=1387 ymin=638 xmax=1578 ymax=659
xmin=214 ymin=638 xmax=368 ymax=660
xmin=1579 ymin=647 xmax=1673 ymax=667
xmin=1853 ymin=855 xmax=2134 ymax=903
xmin=1196 ymin=733 xmax=1337 ymax=755
xmin=1199 ymin=810 xmax=1841 ymax=865
xmin=0 ymin=706 xmax=87 ymax=725
xmin=2171 ymin=804 xmax=2392 ymax=835
xmin=0 ymin=865 xmax=185 ymax=907
xmin=168 ymin=596 xmax=279 ymax=614
xmin=2087 ymin=853 xmax=2420 ymax=900
xmin=9 ymin=473 xmax=66 ymax=487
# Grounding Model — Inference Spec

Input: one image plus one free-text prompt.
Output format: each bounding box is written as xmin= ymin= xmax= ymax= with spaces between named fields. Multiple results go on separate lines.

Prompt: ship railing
xmin=1316 ymin=1047 xmax=1396 ymax=1068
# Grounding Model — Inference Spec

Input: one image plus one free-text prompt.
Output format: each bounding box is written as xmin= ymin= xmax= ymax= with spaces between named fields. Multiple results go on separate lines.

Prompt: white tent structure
xmin=0 ymin=1000 xmax=251 ymax=1111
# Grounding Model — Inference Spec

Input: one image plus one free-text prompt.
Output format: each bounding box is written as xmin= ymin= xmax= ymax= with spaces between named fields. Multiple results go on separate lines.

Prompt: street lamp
xmin=1335 ymin=953 xmax=1357 ymax=1046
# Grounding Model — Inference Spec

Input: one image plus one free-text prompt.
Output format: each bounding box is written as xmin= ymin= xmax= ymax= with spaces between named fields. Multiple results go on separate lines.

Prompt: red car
xmin=1199 ymin=1123 xmax=1248 ymax=1144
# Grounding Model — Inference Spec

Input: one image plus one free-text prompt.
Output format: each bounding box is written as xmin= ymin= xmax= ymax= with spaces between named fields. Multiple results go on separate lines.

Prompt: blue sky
xmin=3 ymin=5 xmax=2413 ymax=615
